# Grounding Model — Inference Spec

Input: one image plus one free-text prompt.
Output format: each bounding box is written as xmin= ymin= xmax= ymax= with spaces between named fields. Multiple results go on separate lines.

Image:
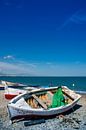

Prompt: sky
xmin=0 ymin=0 xmax=86 ymax=76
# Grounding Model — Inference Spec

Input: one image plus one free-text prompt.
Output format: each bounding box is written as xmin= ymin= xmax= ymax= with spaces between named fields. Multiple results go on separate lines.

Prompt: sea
xmin=0 ymin=76 xmax=86 ymax=93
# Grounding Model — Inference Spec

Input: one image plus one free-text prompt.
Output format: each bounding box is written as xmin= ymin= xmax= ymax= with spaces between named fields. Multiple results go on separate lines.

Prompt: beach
xmin=0 ymin=90 xmax=86 ymax=130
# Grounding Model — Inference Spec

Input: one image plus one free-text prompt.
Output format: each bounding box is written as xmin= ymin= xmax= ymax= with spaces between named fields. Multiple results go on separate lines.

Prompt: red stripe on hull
xmin=5 ymin=94 xmax=18 ymax=100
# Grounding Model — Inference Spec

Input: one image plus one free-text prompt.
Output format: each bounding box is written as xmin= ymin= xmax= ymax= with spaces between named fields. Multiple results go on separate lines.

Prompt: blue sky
xmin=0 ymin=0 xmax=86 ymax=76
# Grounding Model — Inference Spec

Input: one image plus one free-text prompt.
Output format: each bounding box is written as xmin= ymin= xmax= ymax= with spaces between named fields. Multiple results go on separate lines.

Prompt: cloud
xmin=0 ymin=60 xmax=86 ymax=76
xmin=3 ymin=55 xmax=15 ymax=60
xmin=0 ymin=61 xmax=36 ymax=76
xmin=70 ymin=10 xmax=86 ymax=24
xmin=58 ymin=10 xmax=86 ymax=30
xmin=26 ymin=62 xmax=86 ymax=76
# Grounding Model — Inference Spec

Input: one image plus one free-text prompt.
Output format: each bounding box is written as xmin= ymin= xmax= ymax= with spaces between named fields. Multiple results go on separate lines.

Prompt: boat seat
xmin=32 ymin=94 xmax=48 ymax=109
xmin=39 ymin=91 xmax=53 ymax=106
xmin=62 ymin=90 xmax=74 ymax=100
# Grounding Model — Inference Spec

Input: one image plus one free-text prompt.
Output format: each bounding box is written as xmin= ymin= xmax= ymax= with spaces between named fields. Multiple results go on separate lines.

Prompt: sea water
xmin=0 ymin=76 xmax=86 ymax=93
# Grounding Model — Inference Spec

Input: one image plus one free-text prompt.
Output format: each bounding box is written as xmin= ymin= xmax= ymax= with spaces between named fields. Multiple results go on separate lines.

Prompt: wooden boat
xmin=1 ymin=80 xmax=27 ymax=89
xmin=0 ymin=80 xmax=27 ymax=91
xmin=5 ymin=88 xmax=26 ymax=100
xmin=4 ymin=87 xmax=38 ymax=100
xmin=7 ymin=86 xmax=81 ymax=121
xmin=3 ymin=81 xmax=39 ymax=100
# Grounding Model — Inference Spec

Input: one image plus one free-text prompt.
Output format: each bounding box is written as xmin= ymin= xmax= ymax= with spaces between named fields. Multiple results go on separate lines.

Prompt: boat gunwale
xmin=8 ymin=95 xmax=81 ymax=111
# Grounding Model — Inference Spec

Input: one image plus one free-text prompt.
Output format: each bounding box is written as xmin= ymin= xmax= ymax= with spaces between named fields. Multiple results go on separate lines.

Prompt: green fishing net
xmin=48 ymin=87 xmax=65 ymax=108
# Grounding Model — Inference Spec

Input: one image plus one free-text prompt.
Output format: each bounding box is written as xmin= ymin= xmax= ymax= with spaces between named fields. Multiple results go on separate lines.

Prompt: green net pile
xmin=48 ymin=87 xmax=66 ymax=108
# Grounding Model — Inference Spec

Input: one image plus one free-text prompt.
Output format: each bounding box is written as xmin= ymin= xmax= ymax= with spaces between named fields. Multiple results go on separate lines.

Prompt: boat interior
xmin=25 ymin=88 xmax=74 ymax=109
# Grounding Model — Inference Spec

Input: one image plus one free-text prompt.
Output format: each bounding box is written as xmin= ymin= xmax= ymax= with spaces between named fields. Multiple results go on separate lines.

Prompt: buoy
xmin=72 ymin=84 xmax=75 ymax=87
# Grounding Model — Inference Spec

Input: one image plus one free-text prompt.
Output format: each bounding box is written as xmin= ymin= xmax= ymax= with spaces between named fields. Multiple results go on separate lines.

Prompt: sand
xmin=0 ymin=90 xmax=86 ymax=130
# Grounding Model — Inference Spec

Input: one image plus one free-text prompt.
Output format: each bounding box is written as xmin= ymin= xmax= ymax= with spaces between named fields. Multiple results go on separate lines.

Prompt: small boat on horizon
xmin=7 ymin=86 xmax=81 ymax=122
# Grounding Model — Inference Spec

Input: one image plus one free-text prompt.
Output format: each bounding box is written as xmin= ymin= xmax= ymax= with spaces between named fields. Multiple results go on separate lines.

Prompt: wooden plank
xmin=62 ymin=90 xmax=74 ymax=100
xmin=32 ymin=94 xmax=48 ymax=109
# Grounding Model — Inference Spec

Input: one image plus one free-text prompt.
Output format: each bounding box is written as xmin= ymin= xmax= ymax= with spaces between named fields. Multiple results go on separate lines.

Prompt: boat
xmin=3 ymin=81 xmax=39 ymax=100
xmin=4 ymin=87 xmax=26 ymax=100
xmin=0 ymin=80 xmax=27 ymax=90
xmin=7 ymin=86 xmax=81 ymax=121
xmin=1 ymin=80 xmax=27 ymax=89
xmin=4 ymin=86 xmax=38 ymax=100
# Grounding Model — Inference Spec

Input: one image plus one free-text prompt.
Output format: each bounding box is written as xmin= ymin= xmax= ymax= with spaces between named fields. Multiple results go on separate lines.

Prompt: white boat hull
xmin=8 ymin=99 xmax=79 ymax=120
xmin=7 ymin=86 xmax=81 ymax=121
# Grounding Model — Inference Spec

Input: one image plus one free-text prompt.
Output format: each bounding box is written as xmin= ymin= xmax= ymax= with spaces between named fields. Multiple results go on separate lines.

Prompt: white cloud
xmin=0 ymin=61 xmax=36 ymax=76
xmin=0 ymin=61 xmax=86 ymax=76
xmin=26 ymin=62 xmax=86 ymax=76
xmin=3 ymin=55 xmax=15 ymax=60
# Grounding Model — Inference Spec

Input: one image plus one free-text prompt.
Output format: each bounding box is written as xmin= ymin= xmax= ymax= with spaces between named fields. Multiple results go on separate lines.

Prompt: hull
xmin=7 ymin=86 xmax=81 ymax=121
xmin=8 ymin=98 xmax=80 ymax=120
xmin=3 ymin=80 xmax=38 ymax=99
xmin=4 ymin=88 xmax=26 ymax=100
xmin=4 ymin=88 xmax=37 ymax=100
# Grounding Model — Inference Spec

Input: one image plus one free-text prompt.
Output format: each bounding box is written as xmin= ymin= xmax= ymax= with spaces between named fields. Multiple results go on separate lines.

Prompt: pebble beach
xmin=0 ymin=90 xmax=86 ymax=130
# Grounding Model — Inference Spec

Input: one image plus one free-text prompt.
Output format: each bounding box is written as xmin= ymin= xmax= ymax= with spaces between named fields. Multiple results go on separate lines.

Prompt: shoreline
xmin=0 ymin=91 xmax=86 ymax=130
xmin=76 ymin=91 xmax=86 ymax=95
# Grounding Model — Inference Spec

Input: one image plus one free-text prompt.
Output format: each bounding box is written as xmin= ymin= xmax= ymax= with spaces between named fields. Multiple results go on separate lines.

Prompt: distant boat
xmin=0 ymin=80 xmax=27 ymax=90
xmin=7 ymin=86 xmax=81 ymax=121
xmin=3 ymin=81 xmax=39 ymax=100
xmin=4 ymin=87 xmax=26 ymax=100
